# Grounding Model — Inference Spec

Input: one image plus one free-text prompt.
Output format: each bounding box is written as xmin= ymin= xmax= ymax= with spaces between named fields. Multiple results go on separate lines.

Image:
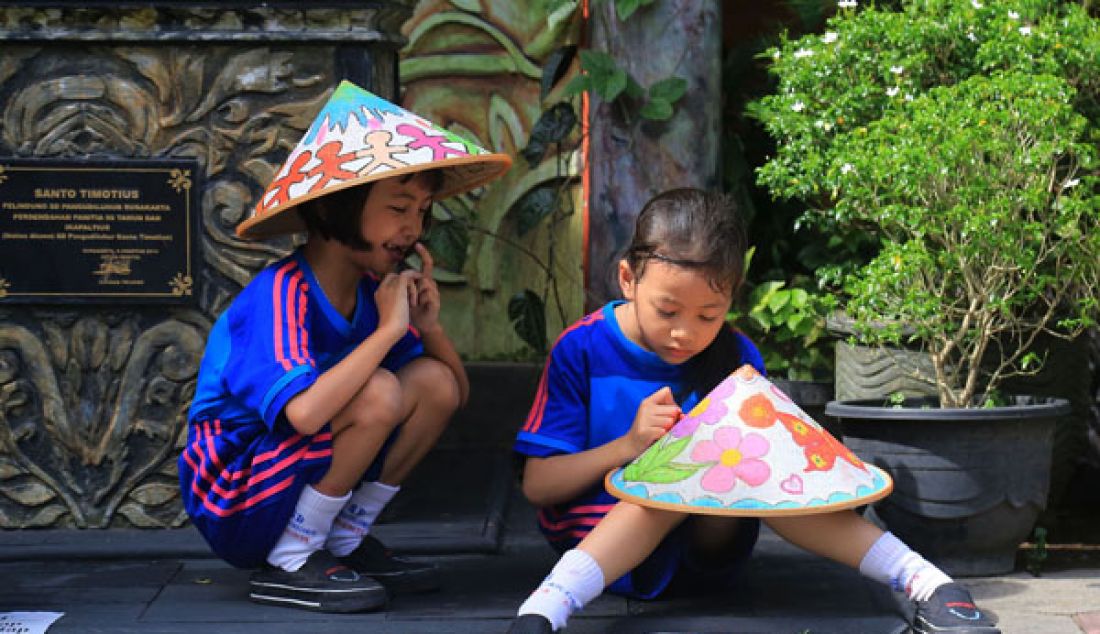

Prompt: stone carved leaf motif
xmin=3 ymin=74 xmax=159 ymax=156
xmin=0 ymin=317 xmax=205 ymax=527
xmin=115 ymin=46 xmax=329 ymax=303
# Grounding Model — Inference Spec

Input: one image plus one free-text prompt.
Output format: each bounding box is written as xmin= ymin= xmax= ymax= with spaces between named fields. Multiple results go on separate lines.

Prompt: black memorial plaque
xmin=0 ymin=159 xmax=200 ymax=304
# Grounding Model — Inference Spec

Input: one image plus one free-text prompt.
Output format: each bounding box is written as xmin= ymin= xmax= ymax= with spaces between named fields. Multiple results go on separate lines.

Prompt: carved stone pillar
xmin=0 ymin=3 xmax=414 ymax=528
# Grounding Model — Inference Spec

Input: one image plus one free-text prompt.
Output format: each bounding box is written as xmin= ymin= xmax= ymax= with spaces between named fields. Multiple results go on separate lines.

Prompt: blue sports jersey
xmin=514 ymin=301 xmax=765 ymax=547
xmin=178 ymin=248 xmax=422 ymax=568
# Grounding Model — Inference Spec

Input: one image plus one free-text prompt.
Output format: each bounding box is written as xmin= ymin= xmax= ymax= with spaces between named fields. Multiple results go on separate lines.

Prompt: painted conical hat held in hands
xmin=606 ymin=365 xmax=892 ymax=516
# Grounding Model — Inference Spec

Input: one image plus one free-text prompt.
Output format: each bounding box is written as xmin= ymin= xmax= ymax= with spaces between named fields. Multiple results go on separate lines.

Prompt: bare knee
xmin=336 ymin=368 xmax=404 ymax=433
xmin=406 ymin=358 xmax=461 ymax=415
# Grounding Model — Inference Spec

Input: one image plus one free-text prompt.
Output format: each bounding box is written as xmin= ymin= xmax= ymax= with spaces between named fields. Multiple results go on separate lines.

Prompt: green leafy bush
xmin=751 ymin=0 xmax=1100 ymax=407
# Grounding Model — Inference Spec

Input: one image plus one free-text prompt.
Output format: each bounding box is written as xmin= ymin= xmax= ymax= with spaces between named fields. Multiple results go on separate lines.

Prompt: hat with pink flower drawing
xmin=605 ymin=365 xmax=892 ymax=516
xmin=237 ymin=80 xmax=512 ymax=239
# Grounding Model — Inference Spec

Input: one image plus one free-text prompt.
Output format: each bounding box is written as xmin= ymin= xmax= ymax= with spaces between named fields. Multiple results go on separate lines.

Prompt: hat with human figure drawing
xmin=605 ymin=365 xmax=893 ymax=516
xmin=237 ymin=79 xmax=512 ymax=239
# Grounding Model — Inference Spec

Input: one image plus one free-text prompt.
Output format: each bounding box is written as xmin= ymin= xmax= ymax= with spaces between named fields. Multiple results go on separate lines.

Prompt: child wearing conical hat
xmin=178 ymin=81 xmax=509 ymax=613
xmin=507 ymin=189 xmax=999 ymax=633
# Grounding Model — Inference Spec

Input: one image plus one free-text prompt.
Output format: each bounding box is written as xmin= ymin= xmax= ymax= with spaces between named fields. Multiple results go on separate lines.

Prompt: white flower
xmin=890 ymin=65 xmax=905 ymax=74
xmin=905 ymin=93 xmax=914 ymax=101
xmin=1019 ymin=25 xmax=1032 ymax=36
xmin=838 ymin=0 xmax=857 ymax=8
xmin=886 ymin=86 xmax=899 ymax=97
xmin=1063 ymin=178 xmax=1080 ymax=189
xmin=814 ymin=120 xmax=825 ymax=128
xmin=792 ymin=101 xmax=805 ymax=112
xmin=841 ymin=163 xmax=854 ymax=174
xmin=1008 ymin=10 xmax=1019 ymax=19
xmin=971 ymin=0 xmax=982 ymax=7
xmin=822 ymin=31 xmax=839 ymax=43
xmin=773 ymin=50 xmax=782 ymax=59
xmin=794 ymin=48 xmax=815 ymax=59
xmin=967 ymin=31 xmax=978 ymax=42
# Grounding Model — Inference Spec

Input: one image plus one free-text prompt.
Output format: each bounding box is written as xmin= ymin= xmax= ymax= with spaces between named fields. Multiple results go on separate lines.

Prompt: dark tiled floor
xmin=1 ymin=484 xmax=911 ymax=634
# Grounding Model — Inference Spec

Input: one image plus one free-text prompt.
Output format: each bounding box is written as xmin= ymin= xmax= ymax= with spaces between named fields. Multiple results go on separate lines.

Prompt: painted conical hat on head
xmin=606 ymin=365 xmax=892 ymax=516
xmin=237 ymin=80 xmax=512 ymax=239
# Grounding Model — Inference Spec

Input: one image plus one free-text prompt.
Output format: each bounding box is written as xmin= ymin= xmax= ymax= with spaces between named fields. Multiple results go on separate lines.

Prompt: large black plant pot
xmin=826 ymin=396 xmax=1070 ymax=576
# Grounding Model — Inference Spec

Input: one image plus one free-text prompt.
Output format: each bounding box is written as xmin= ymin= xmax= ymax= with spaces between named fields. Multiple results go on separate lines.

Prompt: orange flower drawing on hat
xmin=740 ymin=393 xmax=778 ymax=428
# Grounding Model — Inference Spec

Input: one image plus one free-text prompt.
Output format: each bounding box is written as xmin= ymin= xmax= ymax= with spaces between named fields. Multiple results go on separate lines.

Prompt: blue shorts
xmin=184 ymin=423 xmax=400 ymax=569
xmin=592 ymin=517 xmax=759 ymax=600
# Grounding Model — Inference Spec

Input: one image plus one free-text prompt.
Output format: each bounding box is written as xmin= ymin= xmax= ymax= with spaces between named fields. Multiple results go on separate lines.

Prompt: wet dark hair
xmin=296 ymin=169 xmax=445 ymax=250
xmin=623 ymin=187 xmax=749 ymax=398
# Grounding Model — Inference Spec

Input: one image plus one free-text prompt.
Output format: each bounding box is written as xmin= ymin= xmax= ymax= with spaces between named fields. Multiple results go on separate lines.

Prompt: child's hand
xmin=375 ymin=270 xmax=417 ymax=341
xmin=409 ymin=243 xmax=442 ymax=335
xmin=624 ymin=386 xmax=681 ymax=458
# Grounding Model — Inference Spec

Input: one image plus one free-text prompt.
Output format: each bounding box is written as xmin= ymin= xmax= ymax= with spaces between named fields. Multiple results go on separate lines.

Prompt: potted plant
xmin=751 ymin=0 xmax=1100 ymax=575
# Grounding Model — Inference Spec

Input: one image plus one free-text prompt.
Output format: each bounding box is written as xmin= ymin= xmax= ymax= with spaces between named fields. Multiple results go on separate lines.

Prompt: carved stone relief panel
xmin=0 ymin=3 xmax=412 ymax=526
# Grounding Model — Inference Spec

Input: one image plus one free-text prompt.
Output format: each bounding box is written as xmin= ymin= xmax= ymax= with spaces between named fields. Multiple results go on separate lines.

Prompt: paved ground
xmin=3 ymin=487 xmax=1099 ymax=634
xmin=3 ymin=365 xmax=1098 ymax=633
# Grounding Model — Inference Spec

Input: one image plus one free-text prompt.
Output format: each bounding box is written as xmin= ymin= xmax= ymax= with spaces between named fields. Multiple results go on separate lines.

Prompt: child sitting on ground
xmin=507 ymin=188 xmax=999 ymax=634
xmin=178 ymin=80 xmax=509 ymax=613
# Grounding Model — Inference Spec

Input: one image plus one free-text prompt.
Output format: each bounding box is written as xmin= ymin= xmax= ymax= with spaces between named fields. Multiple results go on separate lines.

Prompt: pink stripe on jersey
xmin=297 ymin=282 xmax=312 ymax=366
xmin=285 ymin=271 xmax=304 ymax=366
xmin=271 ymin=261 xmax=296 ymax=371
xmin=538 ymin=515 xmax=603 ymax=531
xmin=567 ymin=504 xmax=616 ymax=515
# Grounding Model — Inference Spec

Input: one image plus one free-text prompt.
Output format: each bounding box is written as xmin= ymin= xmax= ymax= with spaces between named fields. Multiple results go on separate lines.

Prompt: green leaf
xmin=636 ymin=464 xmax=701 ymax=484
xmin=615 ymin=0 xmax=642 ymax=21
xmin=513 ymin=184 xmax=560 ymax=236
xmin=541 ymin=45 xmax=577 ymax=102
xmin=624 ymin=75 xmax=645 ymax=99
xmin=767 ymin=290 xmax=791 ymax=312
xmin=639 ymin=98 xmax=673 ymax=120
xmin=426 ymin=218 xmax=469 ymax=273
xmin=598 ymin=69 xmax=628 ymax=101
xmin=562 ymin=74 xmax=590 ymax=98
xmin=522 ymin=102 xmax=577 ymax=167
xmin=579 ymin=49 xmax=616 ymax=75
xmin=508 ymin=289 xmax=547 ymax=353
xmin=650 ymin=434 xmax=691 ymax=466
xmin=649 ymin=77 xmax=688 ymax=104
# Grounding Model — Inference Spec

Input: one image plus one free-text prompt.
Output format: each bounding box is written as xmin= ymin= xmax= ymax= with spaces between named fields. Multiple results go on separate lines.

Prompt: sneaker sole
xmin=249 ymin=580 xmax=387 ymax=613
xmin=364 ymin=568 xmax=440 ymax=594
xmin=912 ymin=616 xmax=1001 ymax=634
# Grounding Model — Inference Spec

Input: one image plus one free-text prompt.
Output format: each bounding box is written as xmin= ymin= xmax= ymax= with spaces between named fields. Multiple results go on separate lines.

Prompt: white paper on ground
xmin=0 ymin=612 xmax=64 ymax=634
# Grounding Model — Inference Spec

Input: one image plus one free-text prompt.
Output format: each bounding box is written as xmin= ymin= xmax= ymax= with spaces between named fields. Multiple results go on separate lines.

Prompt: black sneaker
xmin=249 ymin=549 xmax=387 ymax=613
xmin=339 ymin=534 xmax=440 ymax=594
xmin=912 ymin=582 xmax=1000 ymax=633
xmin=506 ymin=614 xmax=554 ymax=634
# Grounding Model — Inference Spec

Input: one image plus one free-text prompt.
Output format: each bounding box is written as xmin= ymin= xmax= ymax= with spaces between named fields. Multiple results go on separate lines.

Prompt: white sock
xmin=266 ymin=485 xmax=350 ymax=572
xmin=859 ymin=531 xmax=952 ymax=601
xmin=325 ymin=481 xmax=400 ymax=557
xmin=517 ymin=549 xmax=605 ymax=631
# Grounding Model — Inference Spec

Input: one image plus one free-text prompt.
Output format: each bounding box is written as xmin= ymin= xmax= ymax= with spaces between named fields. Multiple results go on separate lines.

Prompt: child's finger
xmin=415 ymin=242 xmax=434 ymax=279
xmin=650 ymin=404 xmax=681 ymax=419
xmin=650 ymin=386 xmax=675 ymax=405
